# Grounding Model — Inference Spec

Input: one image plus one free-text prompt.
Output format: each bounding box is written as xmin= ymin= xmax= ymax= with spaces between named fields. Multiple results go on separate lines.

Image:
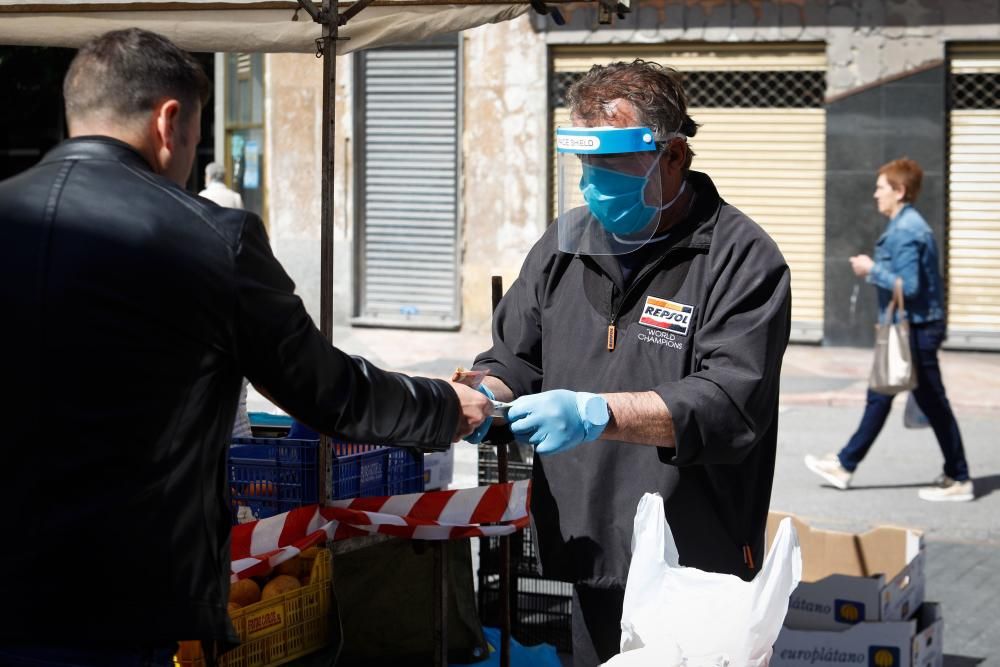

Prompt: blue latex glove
xmin=508 ymin=389 xmax=609 ymax=455
xmin=462 ymin=383 xmax=495 ymax=444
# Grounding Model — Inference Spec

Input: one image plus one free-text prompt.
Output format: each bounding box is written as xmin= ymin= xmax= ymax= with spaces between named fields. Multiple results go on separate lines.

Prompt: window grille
xmin=684 ymin=70 xmax=825 ymax=108
xmin=950 ymin=72 xmax=1000 ymax=110
xmin=552 ymin=69 xmax=825 ymax=109
xmin=551 ymin=71 xmax=584 ymax=108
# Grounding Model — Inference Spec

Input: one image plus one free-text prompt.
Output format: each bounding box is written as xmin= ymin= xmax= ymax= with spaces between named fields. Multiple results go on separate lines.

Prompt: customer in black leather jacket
xmin=0 ymin=29 xmax=490 ymax=664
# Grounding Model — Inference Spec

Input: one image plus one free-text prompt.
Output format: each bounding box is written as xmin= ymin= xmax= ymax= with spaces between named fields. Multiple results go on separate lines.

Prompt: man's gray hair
xmin=566 ymin=59 xmax=699 ymax=170
xmin=205 ymin=162 xmax=226 ymax=184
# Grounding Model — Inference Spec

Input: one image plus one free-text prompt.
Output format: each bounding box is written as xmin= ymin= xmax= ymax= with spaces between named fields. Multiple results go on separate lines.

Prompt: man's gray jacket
xmin=475 ymin=171 xmax=792 ymax=587
xmin=0 ymin=137 xmax=459 ymax=647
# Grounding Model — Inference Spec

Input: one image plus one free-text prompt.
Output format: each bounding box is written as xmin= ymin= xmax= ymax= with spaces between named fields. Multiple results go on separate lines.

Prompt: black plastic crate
xmin=478 ymin=572 xmax=573 ymax=653
xmin=477 ymin=443 xmax=534 ymax=485
xmin=478 ymin=531 xmax=542 ymax=579
xmin=477 ymin=443 xmax=573 ymax=653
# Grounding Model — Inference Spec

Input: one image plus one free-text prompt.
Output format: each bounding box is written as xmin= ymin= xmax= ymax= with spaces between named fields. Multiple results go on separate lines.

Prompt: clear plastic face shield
xmin=556 ymin=126 xmax=679 ymax=256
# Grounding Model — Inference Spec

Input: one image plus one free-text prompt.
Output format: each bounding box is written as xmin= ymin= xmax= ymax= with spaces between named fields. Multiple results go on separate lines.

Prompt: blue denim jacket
xmin=867 ymin=204 xmax=945 ymax=324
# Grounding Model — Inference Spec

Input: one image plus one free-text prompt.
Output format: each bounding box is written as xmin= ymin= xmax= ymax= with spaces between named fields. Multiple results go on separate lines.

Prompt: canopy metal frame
xmin=296 ymin=2 xmax=628 ymax=664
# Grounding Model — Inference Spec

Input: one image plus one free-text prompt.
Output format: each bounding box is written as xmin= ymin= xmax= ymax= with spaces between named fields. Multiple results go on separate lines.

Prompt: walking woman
xmin=805 ymin=158 xmax=974 ymax=502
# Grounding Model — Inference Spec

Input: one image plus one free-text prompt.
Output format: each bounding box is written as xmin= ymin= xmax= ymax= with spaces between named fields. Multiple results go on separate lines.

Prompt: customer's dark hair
xmin=64 ymin=28 xmax=210 ymax=125
xmin=566 ymin=59 xmax=699 ymax=169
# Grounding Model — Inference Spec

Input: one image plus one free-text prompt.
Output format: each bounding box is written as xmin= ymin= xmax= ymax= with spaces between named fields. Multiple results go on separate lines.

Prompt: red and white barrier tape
xmin=229 ymin=480 xmax=531 ymax=581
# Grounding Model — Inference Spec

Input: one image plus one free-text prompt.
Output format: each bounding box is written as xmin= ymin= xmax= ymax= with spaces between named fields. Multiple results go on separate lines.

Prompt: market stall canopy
xmin=0 ymin=0 xmax=530 ymax=54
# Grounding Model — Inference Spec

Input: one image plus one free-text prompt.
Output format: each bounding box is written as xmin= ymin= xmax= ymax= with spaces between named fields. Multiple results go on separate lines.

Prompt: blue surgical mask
xmin=580 ymin=158 xmax=686 ymax=236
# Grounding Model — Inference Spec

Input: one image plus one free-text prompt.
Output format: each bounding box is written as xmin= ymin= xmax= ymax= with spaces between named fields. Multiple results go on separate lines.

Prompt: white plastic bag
xmin=603 ymin=494 xmax=801 ymax=667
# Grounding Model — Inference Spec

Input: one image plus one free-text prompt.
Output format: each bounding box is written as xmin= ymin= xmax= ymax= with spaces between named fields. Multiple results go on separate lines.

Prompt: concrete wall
xmin=258 ymin=0 xmax=1000 ymax=342
xmin=539 ymin=0 xmax=1000 ymax=96
xmin=824 ymin=65 xmax=947 ymax=346
xmin=460 ymin=16 xmax=549 ymax=330
xmin=263 ymin=52 xmax=354 ymax=328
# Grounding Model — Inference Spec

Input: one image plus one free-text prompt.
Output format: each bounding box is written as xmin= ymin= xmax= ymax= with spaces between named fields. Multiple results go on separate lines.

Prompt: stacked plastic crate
xmin=229 ymin=414 xmax=424 ymax=524
xmin=476 ymin=443 xmax=573 ymax=653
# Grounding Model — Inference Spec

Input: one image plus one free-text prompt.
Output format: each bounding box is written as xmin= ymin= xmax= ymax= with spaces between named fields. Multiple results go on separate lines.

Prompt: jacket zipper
xmin=606 ymin=251 xmax=678 ymax=351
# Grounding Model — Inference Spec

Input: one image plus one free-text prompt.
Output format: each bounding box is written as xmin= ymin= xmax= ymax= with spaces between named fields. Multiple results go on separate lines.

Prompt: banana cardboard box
xmin=423 ymin=446 xmax=454 ymax=490
xmin=771 ymin=602 xmax=943 ymax=667
xmin=766 ymin=511 xmax=925 ymax=632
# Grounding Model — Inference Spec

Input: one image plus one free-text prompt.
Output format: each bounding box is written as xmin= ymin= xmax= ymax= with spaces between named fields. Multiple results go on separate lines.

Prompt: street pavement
xmin=253 ymin=326 xmax=1000 ymax=664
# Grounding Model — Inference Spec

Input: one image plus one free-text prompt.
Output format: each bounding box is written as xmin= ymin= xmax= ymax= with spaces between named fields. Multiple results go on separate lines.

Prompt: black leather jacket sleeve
xmin=234 ymin=214 xmax=459 ymax=450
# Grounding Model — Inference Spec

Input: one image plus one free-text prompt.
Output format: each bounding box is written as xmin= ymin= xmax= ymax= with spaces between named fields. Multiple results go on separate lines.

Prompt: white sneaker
xmin=804 ymin=453 xmax=853 ymax=490
xmin=918 ymin=475 xmax=975 ymax=502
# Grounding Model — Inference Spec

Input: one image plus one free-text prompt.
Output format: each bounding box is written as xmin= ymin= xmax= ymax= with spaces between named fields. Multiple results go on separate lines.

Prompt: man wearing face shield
xmin=466 ymin=60 xmax=792 ymax=665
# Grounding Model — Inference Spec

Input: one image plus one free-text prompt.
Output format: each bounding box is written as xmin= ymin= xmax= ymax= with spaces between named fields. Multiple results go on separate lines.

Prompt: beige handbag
xmin=869 ymin=278 xmax=917 ymax=395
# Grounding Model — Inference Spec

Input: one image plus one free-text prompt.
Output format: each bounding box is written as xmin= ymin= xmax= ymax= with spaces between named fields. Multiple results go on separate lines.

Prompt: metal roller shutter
xmin=354 ymin=43 xmax=460 ymax=328
xmin=947 ymin=45 xmax=1000 ymax=349
xmin=552 ymin=45 xmax=826 ymax=341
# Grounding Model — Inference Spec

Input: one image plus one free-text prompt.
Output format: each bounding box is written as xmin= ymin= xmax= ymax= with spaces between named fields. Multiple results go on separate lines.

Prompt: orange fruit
xmin=273 ymin=557 xmax=301 ymax=579
xmin=175 ymin=640 xmax=202 ymax=663
xmin=229 ymin=578 xmax=261 ymax=607
xmin=243 ymin=481 xmax=276 ymax=497
xmin=261 ymin=575 xmax=301 ymax=601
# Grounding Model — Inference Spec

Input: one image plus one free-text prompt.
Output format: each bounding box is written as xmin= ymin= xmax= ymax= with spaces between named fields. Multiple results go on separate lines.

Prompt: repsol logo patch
xmin=639 ymin=296 xmax=693 ymax=336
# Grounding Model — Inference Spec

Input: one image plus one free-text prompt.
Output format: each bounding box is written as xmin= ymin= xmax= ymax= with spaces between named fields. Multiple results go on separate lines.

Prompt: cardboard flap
xmin=768 ymin=511 xmax=922 ymax=583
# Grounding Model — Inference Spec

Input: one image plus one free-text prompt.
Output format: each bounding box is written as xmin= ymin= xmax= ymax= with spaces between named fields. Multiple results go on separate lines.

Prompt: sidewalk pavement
xmin=779 ymin=344 xmax=1000 ymax=414
xmin=248 ymin=326 xmax=1000 ymax=664
xmin=305 ymin=324 xmax=1000 ymax=415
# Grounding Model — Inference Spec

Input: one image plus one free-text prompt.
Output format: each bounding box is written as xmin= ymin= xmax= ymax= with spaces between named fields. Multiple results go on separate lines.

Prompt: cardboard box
xmin=767 ymin=512 xmax=925 ymax=631
xmin=772 ymin=602 xmax=943 ymax=667
xmin=423 ymin=446 xmax=454 ymax=490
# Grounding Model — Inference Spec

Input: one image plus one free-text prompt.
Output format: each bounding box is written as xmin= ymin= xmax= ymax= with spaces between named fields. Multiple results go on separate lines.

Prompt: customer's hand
xmin=448 ymin=381 xmax=493 ymax=441
xmin=850 ymin=254 xmax=873 ymax=278
xmin=462 ymin=384 xmax=495 ymax=444
xmin=508 ymin=389 xmax=609 ymax=455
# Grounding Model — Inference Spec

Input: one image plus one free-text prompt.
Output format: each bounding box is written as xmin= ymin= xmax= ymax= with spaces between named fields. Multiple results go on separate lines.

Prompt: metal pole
xmin=491 ymin=275 xmax=511 ymax=667
xmin=319 ymin=2 xmax=336 ymax=344
xmin=432 ymin=542 xmax=450 ymax=667
xmin=316 ymin=0 xmax=338 ymax=506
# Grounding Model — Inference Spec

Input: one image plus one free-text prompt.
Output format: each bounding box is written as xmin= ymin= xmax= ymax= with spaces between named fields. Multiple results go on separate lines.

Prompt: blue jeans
xmin=0 ymin=645 xmax=177 ymax=667
xmin=839 ymin=320 xmax=970 ymax=482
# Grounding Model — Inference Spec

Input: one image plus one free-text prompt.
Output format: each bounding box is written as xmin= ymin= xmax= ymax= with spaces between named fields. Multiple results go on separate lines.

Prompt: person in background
xmin=0 ymin=28 xmax=490 ymax=667
xmin=805 ymin=157 xmax=974 ymax=502
xmin=466 ymin=60 xmax=791 ymax=665
xmin=199 ymin=162 xmax=252 ymax=437
xmin=199 ymin=161 xmax=243 ymax=209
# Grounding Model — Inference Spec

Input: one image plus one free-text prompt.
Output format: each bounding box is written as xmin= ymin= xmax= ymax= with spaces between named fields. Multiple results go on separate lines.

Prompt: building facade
xmin=241 ymin=0 xmax=1000 ymax=349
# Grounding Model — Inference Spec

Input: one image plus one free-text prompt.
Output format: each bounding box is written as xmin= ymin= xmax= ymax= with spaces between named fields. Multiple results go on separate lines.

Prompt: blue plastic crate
xmin=327 ymin=439 xmax=425 ymax=501
xmin=228 ymin=437 xmax=425 ymax=523
xmin=230 ymin=437 xmax=318 ymax=523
